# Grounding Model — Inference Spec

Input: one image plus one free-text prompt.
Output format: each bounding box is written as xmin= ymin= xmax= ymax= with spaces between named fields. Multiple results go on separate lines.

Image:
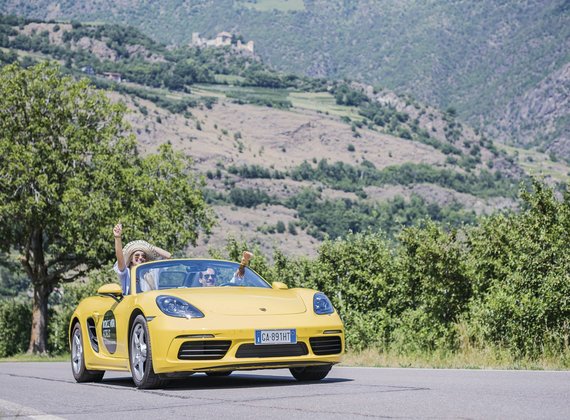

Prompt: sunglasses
xmin=203 ymin=274 xmax=216 ymax=280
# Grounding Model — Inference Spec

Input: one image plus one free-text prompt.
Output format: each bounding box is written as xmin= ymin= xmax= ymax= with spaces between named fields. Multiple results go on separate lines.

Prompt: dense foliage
xmin=0 ymin=299 xmax=31 ymax=357
xmin=0 ymin=62 xmax=214 ymax=353
xmin=289 ymin=160 xmax=518 ymax=198
xmin=252 ymin=180 xmax=569 ymax=358
xmin=286 ymin=190 xmax=476 ymax=240
xmin=0 ymin=12 xmax=566 ymax=363
xmin=1 ymin=179 xmax=568 ymax=362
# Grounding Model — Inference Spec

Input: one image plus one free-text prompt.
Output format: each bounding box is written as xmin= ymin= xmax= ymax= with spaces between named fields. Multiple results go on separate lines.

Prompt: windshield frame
xmin=131 ymin=258 xmax=270 ymax=293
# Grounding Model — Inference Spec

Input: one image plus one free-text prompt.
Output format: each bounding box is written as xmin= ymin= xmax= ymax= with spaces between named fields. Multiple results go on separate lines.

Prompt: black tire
xmin=290 ymin=365 xmax=332 ymax=381
xmin=206 ymin=371 xmax=233 ymax=377
xmin=129 ymin=314 xmax=167 ymax=389
xmin=70 ymin=323 xmax=105 ymax=383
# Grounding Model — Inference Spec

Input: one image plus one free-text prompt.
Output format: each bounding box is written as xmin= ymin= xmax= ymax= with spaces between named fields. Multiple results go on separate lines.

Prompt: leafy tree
xmin=0 ymin=62 xmax=214 ymax=353
xmin=393 ymin=222 xmax=472 ymax=351
xmin=316 ymin=232 xmax=397 ymax=349
xmin=287 ymin=221 xmax=297 ymax=235
xmin=465 ymin=180 xmax=570 ymax=356
xmin=0 ymin=260 xmax=28 ymax=297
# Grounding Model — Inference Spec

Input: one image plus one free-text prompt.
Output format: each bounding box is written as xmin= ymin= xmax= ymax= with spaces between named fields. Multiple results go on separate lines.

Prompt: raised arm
xmin=113 ymin=223 xmax=126 ymax=271
xmin=151 ymin=245 xmax=171 ymax=260
xmin=236 ymin=251 xmax=253 ymax=278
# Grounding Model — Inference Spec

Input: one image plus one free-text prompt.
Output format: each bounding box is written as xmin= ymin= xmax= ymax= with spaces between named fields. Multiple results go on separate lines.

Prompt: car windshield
xmin=134 ymin=259 xmax=270 ymax=293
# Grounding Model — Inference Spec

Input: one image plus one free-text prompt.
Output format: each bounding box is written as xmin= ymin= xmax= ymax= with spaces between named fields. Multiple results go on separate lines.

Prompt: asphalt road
xmin=0 ymin=362 xmax=569 ymax=419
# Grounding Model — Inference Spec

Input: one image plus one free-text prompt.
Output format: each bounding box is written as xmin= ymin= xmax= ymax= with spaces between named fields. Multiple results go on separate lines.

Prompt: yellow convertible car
xmin=69 ymin=258 xmax=345 ymax=388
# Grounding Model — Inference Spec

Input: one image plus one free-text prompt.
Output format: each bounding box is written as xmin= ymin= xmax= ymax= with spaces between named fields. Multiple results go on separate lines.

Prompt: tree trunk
xmin=28 ymin=281 xmax=51 ymax=354
xmin=25 ymin=227 xmax=52 ymax=354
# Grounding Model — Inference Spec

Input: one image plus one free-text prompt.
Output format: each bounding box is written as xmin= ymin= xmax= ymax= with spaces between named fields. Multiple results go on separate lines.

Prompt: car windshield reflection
xmin=134 ymin=259 xmax=270 ymax=293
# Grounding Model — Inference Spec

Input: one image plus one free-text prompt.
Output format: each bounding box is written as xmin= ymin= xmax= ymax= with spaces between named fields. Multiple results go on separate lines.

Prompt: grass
xmin=289 ymin=91 xmax=364 ymax=120
xmin=195 ymin=84 xmax=290 ymax=101
xmin=0 ymin=352 xmax=69 ymax=363
xmin=498 ymin=144 xmax=570 ymax=183
xmin=0 ymin=47 xmax=64 ymax=64
xmin=194 ymin=84 xmax=365 ymax=121
xmin=122 ymin=81 xmax=190 ymax=100
xmin=340 ymin=347 xmax=570 ymax=370
xmin=3 ymin=348 xmax=569 ymax=370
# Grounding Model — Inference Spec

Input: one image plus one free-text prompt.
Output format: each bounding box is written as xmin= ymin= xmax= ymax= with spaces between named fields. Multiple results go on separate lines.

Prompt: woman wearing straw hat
xmin=113 ymin=223 xmax=172 ymax=294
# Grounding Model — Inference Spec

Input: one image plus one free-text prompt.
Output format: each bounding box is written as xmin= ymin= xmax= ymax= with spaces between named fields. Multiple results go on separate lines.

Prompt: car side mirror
xmin=97 ymin=283 xmax=123 ymax=301
xmin=272 ymin=281 xmax=288 ymax=290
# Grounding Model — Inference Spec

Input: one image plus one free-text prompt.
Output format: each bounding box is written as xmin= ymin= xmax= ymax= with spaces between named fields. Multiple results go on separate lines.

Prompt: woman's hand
xmin=113 ymin=223 xmax=123 ymax=238
xmin=114 ymin=223 xmax=126 ymax=271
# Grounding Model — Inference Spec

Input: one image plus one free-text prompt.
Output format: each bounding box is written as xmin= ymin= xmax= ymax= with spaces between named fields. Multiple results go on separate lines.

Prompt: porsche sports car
xmin=69 ymin=258 xmax=345 ymax=388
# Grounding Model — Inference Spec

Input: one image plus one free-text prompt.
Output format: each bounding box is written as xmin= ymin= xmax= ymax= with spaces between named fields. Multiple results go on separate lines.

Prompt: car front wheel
xmin=290 ymin=364 xmax=332 ymax=381
xmin=71 ymin=323 xmax=104 ymax=382
xmin=129 ymin=314 xmax=166 ymax=389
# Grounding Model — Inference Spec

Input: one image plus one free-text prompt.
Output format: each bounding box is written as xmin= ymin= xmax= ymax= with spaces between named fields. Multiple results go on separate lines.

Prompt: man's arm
xmin=235 ymin=251 xmax=253 ymax=279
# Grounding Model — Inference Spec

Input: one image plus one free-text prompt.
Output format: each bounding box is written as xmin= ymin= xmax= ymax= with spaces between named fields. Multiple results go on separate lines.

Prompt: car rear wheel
xmin=71 ymin=323 xmax=105 ymax=382
xmin=206 ymin=371 xmax=233 ymax=377
xmin=129 ymin=314 xmax=167 ymax=389
xmin=290 ymin=365 xmax=332 ymax=381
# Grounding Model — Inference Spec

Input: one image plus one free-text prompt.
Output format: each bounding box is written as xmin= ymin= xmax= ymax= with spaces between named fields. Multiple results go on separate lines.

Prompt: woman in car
xmin=113 ymin=223 xmax=171 ymax=294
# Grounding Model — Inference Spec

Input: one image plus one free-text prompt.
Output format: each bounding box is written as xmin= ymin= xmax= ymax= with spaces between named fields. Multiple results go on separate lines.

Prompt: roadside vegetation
xmin=2 ymin=179 xmax=569 ymax=369
xmin=0 ymin=62 xmax=214 ymax=354
xmin=0 ymin=18 xmax=568 ymax=370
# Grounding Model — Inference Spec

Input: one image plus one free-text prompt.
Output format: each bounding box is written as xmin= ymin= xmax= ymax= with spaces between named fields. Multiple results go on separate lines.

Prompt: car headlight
xmin=156 ymin=295 xmax=204 ymax=319
xmin=313 ymin=292 xmax=334 ymax=315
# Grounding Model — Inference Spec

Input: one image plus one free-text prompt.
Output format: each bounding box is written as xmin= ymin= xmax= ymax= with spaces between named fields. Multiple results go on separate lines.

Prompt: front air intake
xmin=309 ymin=336 xmax=342 ymax=355
xmin=178 ymin=340 xmax=231 ymax=360
xmin=235 ymin=343 xmax=308 ymax=358
xmin=87 ymin=318 xmax=98 ymax=352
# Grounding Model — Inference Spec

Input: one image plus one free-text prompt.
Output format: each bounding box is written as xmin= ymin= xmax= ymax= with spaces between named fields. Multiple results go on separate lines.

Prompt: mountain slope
xmin=492 ymin=63 xmax=570 ymax=156
xmin=1 ymin=16 xmax=568 ymax=257
xmin=1 ymin=0 xmax=568 ymax=158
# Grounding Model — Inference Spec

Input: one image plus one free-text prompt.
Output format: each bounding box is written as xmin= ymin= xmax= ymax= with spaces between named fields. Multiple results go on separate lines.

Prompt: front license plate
xmin=255 ymin=329 xmax=297 ymax=345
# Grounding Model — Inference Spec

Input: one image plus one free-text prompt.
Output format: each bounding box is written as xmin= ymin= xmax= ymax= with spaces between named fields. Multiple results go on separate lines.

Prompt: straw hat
xmin=123 ymin=240 xmax=160 ymax=265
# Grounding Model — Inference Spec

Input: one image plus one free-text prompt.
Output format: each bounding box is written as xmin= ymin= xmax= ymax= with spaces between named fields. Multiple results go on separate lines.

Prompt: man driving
xmin=198 ymin=267 xmax=217 ymax=287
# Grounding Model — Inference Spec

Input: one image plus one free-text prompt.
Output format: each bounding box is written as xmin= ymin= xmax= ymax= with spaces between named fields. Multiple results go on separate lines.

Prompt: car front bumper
xmin=148 ymin=312 xmax=345 ymax=374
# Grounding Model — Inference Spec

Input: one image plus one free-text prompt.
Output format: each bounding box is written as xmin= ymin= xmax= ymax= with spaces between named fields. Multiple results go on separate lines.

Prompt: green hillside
xmin=1 ymin=15 xmax=569 ymax=366
xmin=1 ymin=14 xmax=568 ymax=255
xmin=1 ymin=0 xmax=568 ymax=158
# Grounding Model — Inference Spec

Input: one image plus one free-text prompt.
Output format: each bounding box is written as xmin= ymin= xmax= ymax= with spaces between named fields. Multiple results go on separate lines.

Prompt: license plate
xmin=255 ymin=329 xmax=296 ymax=345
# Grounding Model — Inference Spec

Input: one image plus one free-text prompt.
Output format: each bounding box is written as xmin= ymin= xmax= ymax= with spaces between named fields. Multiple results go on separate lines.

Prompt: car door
xmin=88 ymin=294 xmax=132 ymax=366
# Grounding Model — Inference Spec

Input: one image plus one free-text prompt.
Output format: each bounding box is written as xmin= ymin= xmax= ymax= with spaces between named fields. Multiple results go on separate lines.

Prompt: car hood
xmin=159 ymin=288 xmax=308 ymax=315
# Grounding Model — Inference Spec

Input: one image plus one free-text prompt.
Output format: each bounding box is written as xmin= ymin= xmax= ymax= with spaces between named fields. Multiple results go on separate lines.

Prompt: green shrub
xmin=465 ymin=180 xmax=570 ymax=357
xmin=315 ymin=232 xmax=397 ymax=349
xmin=288 ymin=221 xmax=297 ymax=235
xmin=0 ymin=299 xmax=32 ymax=357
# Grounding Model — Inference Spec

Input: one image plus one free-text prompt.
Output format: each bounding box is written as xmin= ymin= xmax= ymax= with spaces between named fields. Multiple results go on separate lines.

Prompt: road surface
xmin=0 ymin=362 xmax=568 ymax=419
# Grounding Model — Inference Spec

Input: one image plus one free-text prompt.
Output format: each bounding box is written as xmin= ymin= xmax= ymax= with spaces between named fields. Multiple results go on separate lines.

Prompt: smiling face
xmin=130 ymin=250 xmax=147 ymax=266
xmin=199 ymin=268 xmax=217 ymax=287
